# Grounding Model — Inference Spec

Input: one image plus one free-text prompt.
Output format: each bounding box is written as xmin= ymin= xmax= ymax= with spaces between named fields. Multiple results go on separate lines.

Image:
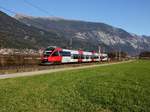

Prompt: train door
xmin=78 ymin=50 xmax=83 ymax=63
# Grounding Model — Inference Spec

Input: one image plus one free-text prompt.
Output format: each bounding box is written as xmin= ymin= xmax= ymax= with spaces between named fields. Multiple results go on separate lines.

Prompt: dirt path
xmin=0 ymin=60 xmax=134 ymax=79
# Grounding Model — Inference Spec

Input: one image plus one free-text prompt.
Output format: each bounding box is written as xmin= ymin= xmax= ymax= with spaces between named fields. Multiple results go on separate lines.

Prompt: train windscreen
xmin=43 ymin=47 xmax=55 ymax=56
xmin=45 ymin=47 xmax=55 ymax=51
xmin=43 ymin=51 xmax=52 ymax=56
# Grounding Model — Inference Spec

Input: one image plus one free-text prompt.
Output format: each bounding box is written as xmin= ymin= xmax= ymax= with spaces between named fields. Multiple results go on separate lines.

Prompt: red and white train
xmin=41 ymin=46 xmax=108 ymax=64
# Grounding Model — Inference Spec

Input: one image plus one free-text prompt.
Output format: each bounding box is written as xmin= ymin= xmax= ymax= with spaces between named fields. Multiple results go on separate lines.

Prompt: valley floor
xmin=0 ymin=60 xmax=132 ymax=79
xmin=0 ymin=60 xmax=150 ymax=112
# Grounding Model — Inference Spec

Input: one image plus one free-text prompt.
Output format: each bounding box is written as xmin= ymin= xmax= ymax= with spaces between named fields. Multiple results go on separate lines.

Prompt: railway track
xmin=0 ymin=61 xmax=112 ymax=75
xmin=0 ymin=60 xmax=134 ymax=79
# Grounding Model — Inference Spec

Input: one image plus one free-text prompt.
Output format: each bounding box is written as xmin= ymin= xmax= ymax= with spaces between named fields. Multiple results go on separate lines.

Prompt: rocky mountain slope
xmin=0 ymin=11 xmax=101 ymax=53
xmin=14 ymin=14 xmax=150 ymax=55
xmin=0 ymin=11 xmax=150 ymax=55
xmin=0 ymin=11 xmax=68 ymax=49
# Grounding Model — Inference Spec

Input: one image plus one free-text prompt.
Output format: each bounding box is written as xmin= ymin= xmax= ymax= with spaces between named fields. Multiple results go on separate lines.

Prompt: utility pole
xmin=118 ymin=39 xmax=121 ymax=61
xmin=138 ymin=40 xmax=141 ymax=59
xmin=0 ymin=39 xmax=2 ymax=49
xmin=115 ymin=50 xmax=118 ymax=60
xmin=69 ymin=37 xmax=72 ymax=49
xmin=119 ymin=48 xmax=121 ymax=61
xmin=103 ymin=47 xmax=105 ymax=53
xmin=98 ymin=45 xmax=101 ymax=61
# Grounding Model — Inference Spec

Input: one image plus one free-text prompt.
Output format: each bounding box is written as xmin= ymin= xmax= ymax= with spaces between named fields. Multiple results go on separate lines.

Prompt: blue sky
xmin=0 ymin=0 xmax=150 ymax=35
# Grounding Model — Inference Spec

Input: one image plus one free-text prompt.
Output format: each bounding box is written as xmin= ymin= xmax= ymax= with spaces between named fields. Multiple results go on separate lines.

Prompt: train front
xmin=41 ymin=47 xmax=55 ymax=64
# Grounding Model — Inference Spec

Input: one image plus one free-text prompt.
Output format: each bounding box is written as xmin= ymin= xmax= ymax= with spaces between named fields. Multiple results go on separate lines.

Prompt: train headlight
xmin=43 ymin=57 xmax=48 ymax=59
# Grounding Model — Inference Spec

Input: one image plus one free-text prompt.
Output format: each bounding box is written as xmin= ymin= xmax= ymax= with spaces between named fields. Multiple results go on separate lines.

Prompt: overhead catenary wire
xmin=23 ymin=0 xmax=54 ymax=17
xmin=0 ymin=6 xmax=16 ymax=15
xmin=0 ymin=5 xmax=65 ymax=43
xmin=0 ymin=5 xmax=63 ymax=41
xmin=0 ymin=5 xmax=62 ymax=49
xmin=0 ymin=0 xmax=54 ymax=17
xmin=0 ymin=5 xmax=54 ymax=32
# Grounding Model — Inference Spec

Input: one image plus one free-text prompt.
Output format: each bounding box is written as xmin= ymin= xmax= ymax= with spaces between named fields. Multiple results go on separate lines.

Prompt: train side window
xmin=59 ymin=51 xmax=71 ymax=56
xmin=52 ymin=51 xmax=59 ymax=56
xmin=91 ymin=55 xmax=94 ymax=59
xmin=71 ymin=54 xmax=74 ymax=59
xmin=86 ymin=55 xmax=89 ymax=59
xmin=94 ymin=56 xmax=99 ymax=59
xmin=73 ymin=54 xmax=79 ymax=59
xmin=81 ymin=55 xmax=84 ymax=59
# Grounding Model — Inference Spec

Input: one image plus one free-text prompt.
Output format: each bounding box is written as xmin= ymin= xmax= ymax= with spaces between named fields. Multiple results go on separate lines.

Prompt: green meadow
xmin=0 ymin=60 xmax=150 ymax=112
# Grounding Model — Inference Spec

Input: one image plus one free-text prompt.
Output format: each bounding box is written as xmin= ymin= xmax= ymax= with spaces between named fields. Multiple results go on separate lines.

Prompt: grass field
xmin=0 ymin=60 xmax=150 ymax=112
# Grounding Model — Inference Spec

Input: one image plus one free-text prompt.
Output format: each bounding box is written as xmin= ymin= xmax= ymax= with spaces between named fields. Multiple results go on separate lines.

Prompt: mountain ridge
xmin=0 ymin=11 xmax=150 ymax=55
xmin=14 ymin=13 xmax=150 ymax=55
xmin=0 ymin=11 xmax=68 ymax=49
xmin=14 ymin=13 xmax=150 ymax=37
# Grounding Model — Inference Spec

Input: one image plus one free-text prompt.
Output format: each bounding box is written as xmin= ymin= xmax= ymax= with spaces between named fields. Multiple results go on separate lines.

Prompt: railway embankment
xmin=0 ymin=60 xmax=134 ymax=79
